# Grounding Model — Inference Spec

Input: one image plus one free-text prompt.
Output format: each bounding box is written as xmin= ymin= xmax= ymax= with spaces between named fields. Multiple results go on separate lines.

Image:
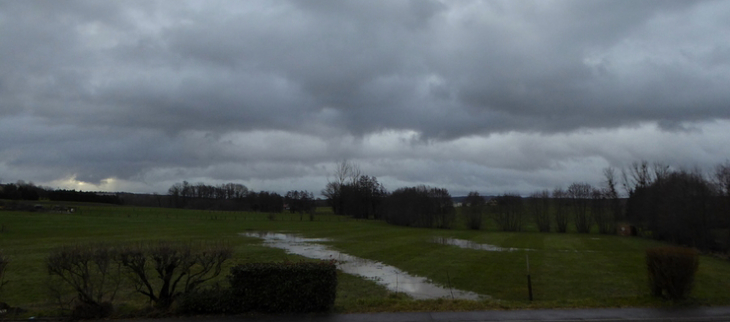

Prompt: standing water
xmin=240 ymin=232 xmax=485 ymax=300
xmin=432 ymin=237 xmax=530 ymax=252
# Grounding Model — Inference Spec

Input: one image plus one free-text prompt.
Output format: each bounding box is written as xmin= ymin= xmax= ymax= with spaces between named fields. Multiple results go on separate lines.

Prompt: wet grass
xmin=1 ymin=205 xmax=729 ymax=316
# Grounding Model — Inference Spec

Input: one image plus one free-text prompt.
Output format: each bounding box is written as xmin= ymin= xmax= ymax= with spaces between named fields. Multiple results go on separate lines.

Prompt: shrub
xmin=118 ymin=241 xmax=232 ymax=310
xmin=228 ymin=261 xmax=337 ymax=313
xmin=646 ymin=246 xmax=699 ymax=300
xmin=46 ymin=243 xmax=121 ymax=317
xmin=176 ymin=286 xmax=241 ymax=315
xmin=71 ymin=301 xmax=113 ymax=320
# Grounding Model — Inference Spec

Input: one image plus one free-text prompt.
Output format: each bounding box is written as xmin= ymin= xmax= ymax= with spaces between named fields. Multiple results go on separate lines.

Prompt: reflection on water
xmin=433 ymin=237 xmax=527 ymax=252
xmin=240 ymin=232 xmax=485 ymax=300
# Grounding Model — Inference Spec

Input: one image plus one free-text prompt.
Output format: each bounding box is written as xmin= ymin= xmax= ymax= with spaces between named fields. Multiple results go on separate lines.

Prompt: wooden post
xmin=527 ymin=254 xmax=533 ymax=301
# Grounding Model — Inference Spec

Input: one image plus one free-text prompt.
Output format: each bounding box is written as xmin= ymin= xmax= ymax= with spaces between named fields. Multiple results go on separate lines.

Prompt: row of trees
xmin=321 ymin=161 xmax=456 ymax=228
xmin=0 ymin=181 xmax=122 ymax=204
xmin=320 ymin=160 xmax=730 ymax=251
xmin=285 ymin=190 xmax=316 ymax=216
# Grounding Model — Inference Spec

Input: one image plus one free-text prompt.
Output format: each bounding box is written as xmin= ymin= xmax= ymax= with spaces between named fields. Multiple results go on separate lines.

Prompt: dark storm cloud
xmin=1 ymin=0 xmax=729 ymax=193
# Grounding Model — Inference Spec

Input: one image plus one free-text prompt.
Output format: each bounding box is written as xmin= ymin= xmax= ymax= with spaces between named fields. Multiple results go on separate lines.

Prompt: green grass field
xmin=1 ymin=204 xmax=730 ymax=317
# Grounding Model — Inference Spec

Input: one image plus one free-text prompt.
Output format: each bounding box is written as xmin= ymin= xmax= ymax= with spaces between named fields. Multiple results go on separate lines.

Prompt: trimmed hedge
xmin=228 ymin=261 xmax=337 ymax=313
xmin=646 ymin=246 xmax=699 ymax=300
xmin=176 ymin=287 xmax=242 ymax=315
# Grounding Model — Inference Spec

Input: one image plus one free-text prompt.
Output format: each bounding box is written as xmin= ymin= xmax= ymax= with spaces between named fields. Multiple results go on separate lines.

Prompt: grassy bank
xmin=1 ymin=205 xmax=729 ymax=316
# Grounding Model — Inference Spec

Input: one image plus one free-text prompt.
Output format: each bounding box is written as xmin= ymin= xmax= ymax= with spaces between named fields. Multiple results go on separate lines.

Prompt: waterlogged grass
xmin=1 ymin=205 xmax=729 ymax=316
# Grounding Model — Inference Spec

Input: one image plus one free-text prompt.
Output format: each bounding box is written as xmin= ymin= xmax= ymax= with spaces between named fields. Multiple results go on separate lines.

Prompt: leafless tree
xmin=591 ymin=188 xmax=614 ymax=234
xmin=552 ymin=188 xmax=569 ymax=233
xmin=603 ymin=167 xmax=623 ymax=223
xmin=46 ymin=243 xmax=122 ymax=317
xmin=493 ymin=193 xmax=523 ymax=232
xmin=529 ymin=190 xmax=551 ymax=232
xmin=118 ymin=241 xmax=232 ymax=309
xmin=568 ymin=182 xmax=593 ymax=233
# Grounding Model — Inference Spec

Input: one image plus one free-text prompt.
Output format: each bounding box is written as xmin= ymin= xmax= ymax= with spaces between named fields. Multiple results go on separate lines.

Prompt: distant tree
xmin=322 ymin=161 xmax=387 ymax=219
xmin=384 ymin=185 xmax=455 ymax=229
xmin=529 ymin=190 xmax=551 ymax=232
xmin=430 ymin=187 xmax=455 ymax=229
xmin=603 ymin=166 xmax=623 ymax=223
xmin=493 ymin=193 xmax=523 ymax=232
xmin=591 ymin=188 xmax=614 ymax=234
xmin=568 ymin=182 xmax=593 ymax=233
xmin=552 ymin=188 xmax=569 ymax=233
xmin=463 ymin=191 xmax=485 ymax=230
xmin=286 ymin=190 xmax=316 ymax=220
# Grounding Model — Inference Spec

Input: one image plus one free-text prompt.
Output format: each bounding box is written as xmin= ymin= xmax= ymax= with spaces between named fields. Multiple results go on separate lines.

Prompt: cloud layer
xmin=1 ymin=1 xmax=729 ymax=196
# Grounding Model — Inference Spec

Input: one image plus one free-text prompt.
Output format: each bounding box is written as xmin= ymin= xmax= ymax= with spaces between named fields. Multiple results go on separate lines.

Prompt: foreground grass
xmin=1 ymin=205 xmax=729 ymax=317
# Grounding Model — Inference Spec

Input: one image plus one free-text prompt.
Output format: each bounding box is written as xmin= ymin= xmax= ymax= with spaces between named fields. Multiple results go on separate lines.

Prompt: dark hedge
xmin=228 ymin=261 xmax=337 ymax=313
xmin=646 ymin=246 xmax=699 ymax=300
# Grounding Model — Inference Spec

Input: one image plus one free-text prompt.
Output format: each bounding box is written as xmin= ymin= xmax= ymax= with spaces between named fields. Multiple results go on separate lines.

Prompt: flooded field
xmin=432 ymin=237 xmax=528 ymax=252
xmin=241 ymin=231 xmax=485 ymax=300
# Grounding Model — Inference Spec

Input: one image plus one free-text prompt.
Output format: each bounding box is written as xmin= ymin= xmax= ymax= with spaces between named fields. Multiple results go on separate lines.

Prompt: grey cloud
xmin=1 ymin=0 xmax=729 ymax=194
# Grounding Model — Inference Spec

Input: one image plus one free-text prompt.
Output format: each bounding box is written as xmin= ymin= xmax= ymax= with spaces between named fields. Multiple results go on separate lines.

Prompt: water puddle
xmin=240 ymin=232 xmax=484 ymax=300
xmin=433 ymin=237 xmax=528 ymax=252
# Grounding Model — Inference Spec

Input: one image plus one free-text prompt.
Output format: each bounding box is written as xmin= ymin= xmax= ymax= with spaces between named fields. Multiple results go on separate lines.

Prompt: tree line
xmin=0 ymin=181 xmax=122 ymax=204
xmin=320 ymin=160 xmax=730 ymax=252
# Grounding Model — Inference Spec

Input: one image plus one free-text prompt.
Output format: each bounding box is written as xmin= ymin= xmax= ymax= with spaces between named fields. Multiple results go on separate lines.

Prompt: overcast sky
xmin=1 ymin=0 xmax=729 ymax=197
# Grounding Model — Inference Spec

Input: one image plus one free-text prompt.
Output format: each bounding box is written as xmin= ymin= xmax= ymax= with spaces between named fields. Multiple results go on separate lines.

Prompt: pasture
xmin=1 ymin=204 xmax=730 ymax=317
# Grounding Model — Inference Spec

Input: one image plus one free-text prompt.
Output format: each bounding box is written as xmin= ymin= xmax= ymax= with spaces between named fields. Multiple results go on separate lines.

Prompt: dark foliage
xmin=48 ymin=189 xmax=122 ymax=204
xmin=285 ymin=190 xmax=316 ymax=219
xmin=384 ymin=185 xmax=455 ymax=229
xmin=0 ymin=182 xmax=44 ymax=201
xmin=71 ymin=301 xmax=113 ymax=320
xmin=176 ymin=286 xmax=241 ymax=315
xmin=646 ymin=247 xmax=699 ymax=300
xmin=167 ymin=181 xmax=249 ymax=209
xmin=228 ymin=261 xmax=337 ymax=313
xmin=626 ymin=170 xmax=718 ymax=249
xmin=463 ymin=191 xmax=485 ymax=230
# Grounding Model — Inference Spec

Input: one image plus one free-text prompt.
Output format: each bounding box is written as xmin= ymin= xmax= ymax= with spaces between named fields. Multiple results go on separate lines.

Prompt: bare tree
xmin=493 ymin=193 xmax=523 ymax=232
xmin=552 ymin=188 xmax=569 ymax=233
xmin=529 ymin=190 xmax=551 ymax=232
xmin=603 ymin=167 xmax=623 ymax=223
xmin=568 ymin=183 xmax=593 ymax=233
xmin=118 ymin=241 xmax=232 ymax=309
xmin=591 ymin=188 xmax=614 ymax=234
xmin=46 ymin=243 xmax=122 ymax=318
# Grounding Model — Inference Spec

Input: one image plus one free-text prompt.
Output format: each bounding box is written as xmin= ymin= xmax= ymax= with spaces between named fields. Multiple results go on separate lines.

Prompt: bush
xmin=176 ymin=286 xmax=241 ymax=315
xmin=46 ymin=243 xmax=121 ymax=317
xmin=646 ymin=247 xmax=699 ymax=300
xmin=118 ymin=241 xmax=233 ymax=310
xmin=228 ymin=261 xmax=337 ymax=313
xmin=71 ymin=301 xmax=113 ymax=320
